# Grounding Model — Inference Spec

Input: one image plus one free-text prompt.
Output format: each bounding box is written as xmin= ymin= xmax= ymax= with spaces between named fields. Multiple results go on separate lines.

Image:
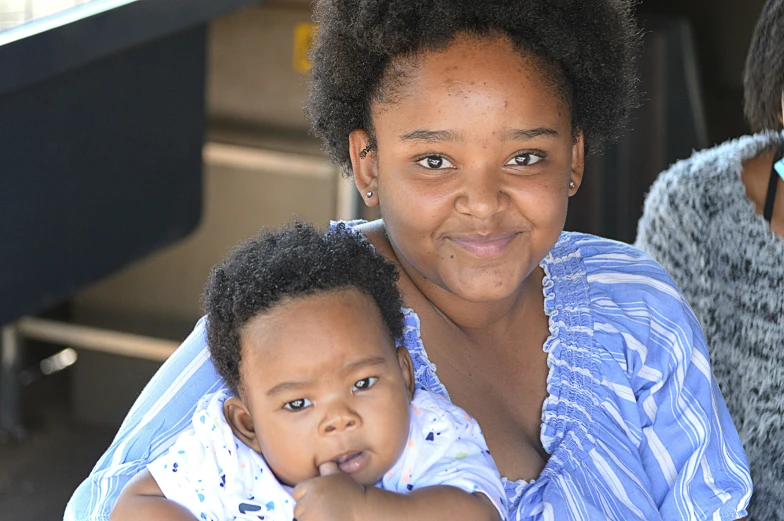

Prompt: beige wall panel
xmin=207 ymin=4 xmax=313 ymax=130
xmin=72 ymin=160 xmax=337 ymax=328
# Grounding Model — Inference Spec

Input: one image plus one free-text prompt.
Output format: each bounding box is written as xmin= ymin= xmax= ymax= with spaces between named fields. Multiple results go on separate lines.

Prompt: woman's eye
xmin=506 ymin=153 xmax=543 ymax=167
xmin=352 ymin=377 xmax=378 ymax=392
xmin=416 ymin=155 xmax=455 ymax=169
xmin=283 ymin=398 xmax=313 ymax=411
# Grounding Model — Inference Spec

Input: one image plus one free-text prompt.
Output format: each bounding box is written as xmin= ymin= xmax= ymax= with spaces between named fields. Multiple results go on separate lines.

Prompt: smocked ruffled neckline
xmin=399 ymin=233 xmax=599 ymax=510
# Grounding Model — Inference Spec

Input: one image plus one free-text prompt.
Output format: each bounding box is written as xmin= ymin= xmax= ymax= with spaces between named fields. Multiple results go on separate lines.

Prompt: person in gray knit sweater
xmin=636 ymin=1 xmax=784 ymax=519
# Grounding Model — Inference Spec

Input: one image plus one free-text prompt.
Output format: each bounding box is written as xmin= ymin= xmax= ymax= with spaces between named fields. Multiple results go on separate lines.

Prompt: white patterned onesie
xmin=147 ymin=387 xmax=507 ymax=521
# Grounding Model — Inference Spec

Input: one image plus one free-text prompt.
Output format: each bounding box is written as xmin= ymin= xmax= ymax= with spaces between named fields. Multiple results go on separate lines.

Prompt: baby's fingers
xmin=292 ymin=480 xmax=311 ymax=502
xmin=319 ymin=461 xmax=340 ymax=476
xmin=293 ymin=489 xmax=317 ymax=521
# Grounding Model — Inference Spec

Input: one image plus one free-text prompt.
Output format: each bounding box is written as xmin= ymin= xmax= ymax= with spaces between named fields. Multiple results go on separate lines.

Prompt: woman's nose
xmin=319 ymin=405 xmax=361 ymax=435
xmin=455 ymin=168 xmax=508 ymax=218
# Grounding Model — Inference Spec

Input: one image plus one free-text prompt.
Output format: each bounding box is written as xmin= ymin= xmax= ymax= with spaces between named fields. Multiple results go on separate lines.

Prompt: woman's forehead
xmin=370 ymin=34 xmax=571 ymax=132
xmin=373 ymin=33 xmax=568 ymax=113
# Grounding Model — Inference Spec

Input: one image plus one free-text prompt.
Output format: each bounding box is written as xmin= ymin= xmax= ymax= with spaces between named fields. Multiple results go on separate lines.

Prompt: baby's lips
xmin=335 ymin=451 xmax=368 ymax=474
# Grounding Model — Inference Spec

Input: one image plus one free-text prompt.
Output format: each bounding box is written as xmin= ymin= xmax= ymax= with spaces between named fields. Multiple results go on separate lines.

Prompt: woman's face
xmin=352 ymin=34 xmax=583 ymax=303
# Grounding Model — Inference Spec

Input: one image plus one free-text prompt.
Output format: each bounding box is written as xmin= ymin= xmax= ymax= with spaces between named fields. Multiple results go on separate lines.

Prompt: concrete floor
xmin=0 ymin=369 xmax=116 ymax=521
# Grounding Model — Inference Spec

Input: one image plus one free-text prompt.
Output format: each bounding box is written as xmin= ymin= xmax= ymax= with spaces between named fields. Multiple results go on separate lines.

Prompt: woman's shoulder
xmin=644 ymin=132 xmax=783 ymax=214
xmin=332 ymin=219 xmax=398 ymax=260
xmin=552 ymin=232 xmax=671 ymax=285
xmin=551 ymin=233 xmax=700 ymax=350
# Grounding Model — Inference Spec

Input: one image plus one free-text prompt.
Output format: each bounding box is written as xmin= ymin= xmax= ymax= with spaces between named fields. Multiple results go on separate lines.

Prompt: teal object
xmin=776 ymin=158 xmax=784 ymax=181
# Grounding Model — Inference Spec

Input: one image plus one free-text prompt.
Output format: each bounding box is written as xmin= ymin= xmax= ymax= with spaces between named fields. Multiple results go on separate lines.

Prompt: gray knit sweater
xmin=635 ymin=131 xmax=784 ymax=520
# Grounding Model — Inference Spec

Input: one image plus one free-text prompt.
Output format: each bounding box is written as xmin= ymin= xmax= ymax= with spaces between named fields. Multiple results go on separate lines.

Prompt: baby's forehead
xmin=246 ymin=287 xmax=382 ymax=329
xmin=238 ymin=288 xmax=397 ymax=369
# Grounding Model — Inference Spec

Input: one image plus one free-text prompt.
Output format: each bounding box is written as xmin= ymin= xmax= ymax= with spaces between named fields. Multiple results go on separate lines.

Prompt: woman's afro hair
xmin=744 ymin=0 xmax=784 ymax=132
xmin=203 ymin=222 xmax=404 ymax=395
xmin=306 ymin=0 xmax=641 ymax=174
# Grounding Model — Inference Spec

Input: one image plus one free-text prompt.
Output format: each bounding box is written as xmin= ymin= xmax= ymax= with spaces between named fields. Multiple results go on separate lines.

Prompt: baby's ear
xmin=396 ymin=346 xmax=416 ymax=398
xmin=224 ymin=396 xmax=262 ymax=453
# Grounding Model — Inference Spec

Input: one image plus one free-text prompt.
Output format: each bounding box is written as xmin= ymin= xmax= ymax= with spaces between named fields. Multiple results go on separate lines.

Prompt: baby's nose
xmin=319 ymin=408 xmax=361 ymax=434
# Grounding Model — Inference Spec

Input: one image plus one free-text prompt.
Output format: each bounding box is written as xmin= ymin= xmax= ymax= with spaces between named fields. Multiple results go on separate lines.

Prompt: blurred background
xmin=0 ymin=0 xmax=768 ymax=519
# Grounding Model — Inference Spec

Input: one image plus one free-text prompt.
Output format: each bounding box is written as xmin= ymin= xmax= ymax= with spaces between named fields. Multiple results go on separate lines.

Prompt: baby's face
xmin=227 ymin=289 xmax=413 ymax=487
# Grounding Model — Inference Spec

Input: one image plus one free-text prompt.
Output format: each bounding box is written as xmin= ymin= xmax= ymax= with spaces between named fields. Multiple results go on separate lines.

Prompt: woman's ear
xmin=569 ymin=131 xmax=586 ymax=197
xmin=348 ymin=129 xmax=380 ymax=207
xmin=396 ymin=346 xmax=416 ymax=398
xmin=224 ymin=396 xmax=262 ymax=453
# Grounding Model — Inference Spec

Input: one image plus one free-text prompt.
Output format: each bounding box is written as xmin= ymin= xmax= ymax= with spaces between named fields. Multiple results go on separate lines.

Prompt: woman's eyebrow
xmin=399 ymin=129 xmax=462 ymax=143
xmin=399 ymin=127 xmax=559 ymax=143
xmin=503 ymin=127 xmax=560 ymax=140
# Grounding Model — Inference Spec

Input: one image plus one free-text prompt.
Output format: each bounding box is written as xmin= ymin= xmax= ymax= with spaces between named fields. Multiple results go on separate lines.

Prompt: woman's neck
xmin=741 ymin=146 xmax=784 ymax=236
xmin=409 ymin=262 xmax=544 ymax=337
xmin=357 ymin=220 xmax=545 ymax=338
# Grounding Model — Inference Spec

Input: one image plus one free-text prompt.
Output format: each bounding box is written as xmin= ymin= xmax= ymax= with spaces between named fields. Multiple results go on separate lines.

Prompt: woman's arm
xmin=613 ymin=258 xmax=753 ymax=520
xmin=110 ymin=470 xmax=196 ymax=521
xmin=634 ymin=161 xmax=712 ymax=318
xmin=65 ymin=317 xmax=226 ymax=521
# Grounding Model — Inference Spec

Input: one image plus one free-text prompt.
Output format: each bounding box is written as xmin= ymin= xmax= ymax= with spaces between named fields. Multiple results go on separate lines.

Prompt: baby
xmin=110 ymin=222 xmax=506 ymax=521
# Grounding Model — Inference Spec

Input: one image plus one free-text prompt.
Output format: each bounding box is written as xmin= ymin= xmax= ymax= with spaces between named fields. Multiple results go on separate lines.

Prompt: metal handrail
xmin=14 ymin=317 xmax=179 ymax=362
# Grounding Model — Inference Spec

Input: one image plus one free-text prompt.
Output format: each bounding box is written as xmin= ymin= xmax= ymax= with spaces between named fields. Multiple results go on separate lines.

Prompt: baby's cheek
xmin=390 ymin=405 xmax=413 ymax=460
xmin=260 ymin=433 xmax=318 ymax=487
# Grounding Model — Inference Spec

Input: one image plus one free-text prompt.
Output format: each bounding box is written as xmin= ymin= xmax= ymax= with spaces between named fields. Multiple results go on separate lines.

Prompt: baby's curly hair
xmin=744 ymin=0 xmax=784 ymax=132
xmin=306 ymin=0 xmax=640 ymax=174
xmin=203 ymin=222 xmax=404 ymax=395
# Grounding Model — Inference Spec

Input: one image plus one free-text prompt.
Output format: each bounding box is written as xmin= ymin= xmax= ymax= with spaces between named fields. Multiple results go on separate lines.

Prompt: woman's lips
xmin=449 ymin=232 xmax=518 ymax=258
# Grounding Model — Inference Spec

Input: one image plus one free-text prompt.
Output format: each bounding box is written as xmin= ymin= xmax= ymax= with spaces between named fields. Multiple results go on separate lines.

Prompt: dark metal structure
xmin=565 ymin=15 xmax=709 ymax=243
xmin=0 ymin=0 xmax=267 ymax=434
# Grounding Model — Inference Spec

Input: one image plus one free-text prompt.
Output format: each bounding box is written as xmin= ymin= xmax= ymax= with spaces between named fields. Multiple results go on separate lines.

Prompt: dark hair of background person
xmin=203 ymin=222 xmax=404 ymax=396
xmin=305 ymin=0 xmax=641 ymax=175
xmin=743 ymin=0 xmax=784 ymax=132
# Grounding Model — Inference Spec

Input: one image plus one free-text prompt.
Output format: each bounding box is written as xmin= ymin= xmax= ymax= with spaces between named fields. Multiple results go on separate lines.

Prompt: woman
xmin=636 ymin=0 xmax=783 ymax=518
xmin=67 ymin=0 xmax=752 ymax=519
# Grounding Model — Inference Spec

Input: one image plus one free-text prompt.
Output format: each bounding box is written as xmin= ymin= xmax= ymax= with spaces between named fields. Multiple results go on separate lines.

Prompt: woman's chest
xmin=414 ymin=320 xmax=553 ymax=481
xmin=451 ymin=359 xmax=551 ymax=481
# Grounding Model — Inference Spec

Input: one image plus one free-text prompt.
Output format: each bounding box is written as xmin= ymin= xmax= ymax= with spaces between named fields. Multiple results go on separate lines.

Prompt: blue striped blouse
xmin=64 ymin=230 xmax=752 ymax=521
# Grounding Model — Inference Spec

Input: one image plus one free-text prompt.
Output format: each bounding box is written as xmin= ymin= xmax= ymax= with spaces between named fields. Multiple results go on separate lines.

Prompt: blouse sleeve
xmin=615 ymin=258 xmax=752 ymax=520
xmin=64 ymin=316 xmax=226 ymax=521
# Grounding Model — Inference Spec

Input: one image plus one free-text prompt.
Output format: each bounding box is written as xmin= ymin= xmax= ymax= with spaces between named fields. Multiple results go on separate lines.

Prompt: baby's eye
xmin=505 ymin=153 xmax=543 ymax=167
xmin=416 ymin=155 xmax=455 ymax=169
xmin=352 ymin=377 xmax=378 ymax=392
xmin=283 ymin=398 xmax=313 ymax=411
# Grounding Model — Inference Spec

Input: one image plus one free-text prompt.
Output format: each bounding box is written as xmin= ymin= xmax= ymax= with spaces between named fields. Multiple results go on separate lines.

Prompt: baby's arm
xmin=293 ymin=463 xmax=500 ymax=521
xmin=366 ymin=484 xmax=500 ymax=521
xmin=110 ymin=469 xmax=197 ymax=521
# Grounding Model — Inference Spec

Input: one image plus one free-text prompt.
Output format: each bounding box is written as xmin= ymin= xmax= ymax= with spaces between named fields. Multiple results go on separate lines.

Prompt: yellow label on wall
xmin=293 ymin=22 xmax=316 ymax=74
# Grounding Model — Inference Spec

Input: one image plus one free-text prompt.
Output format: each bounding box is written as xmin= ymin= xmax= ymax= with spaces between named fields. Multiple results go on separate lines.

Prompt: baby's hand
xmin=292 ymin=462 xmax=367 ymax=521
